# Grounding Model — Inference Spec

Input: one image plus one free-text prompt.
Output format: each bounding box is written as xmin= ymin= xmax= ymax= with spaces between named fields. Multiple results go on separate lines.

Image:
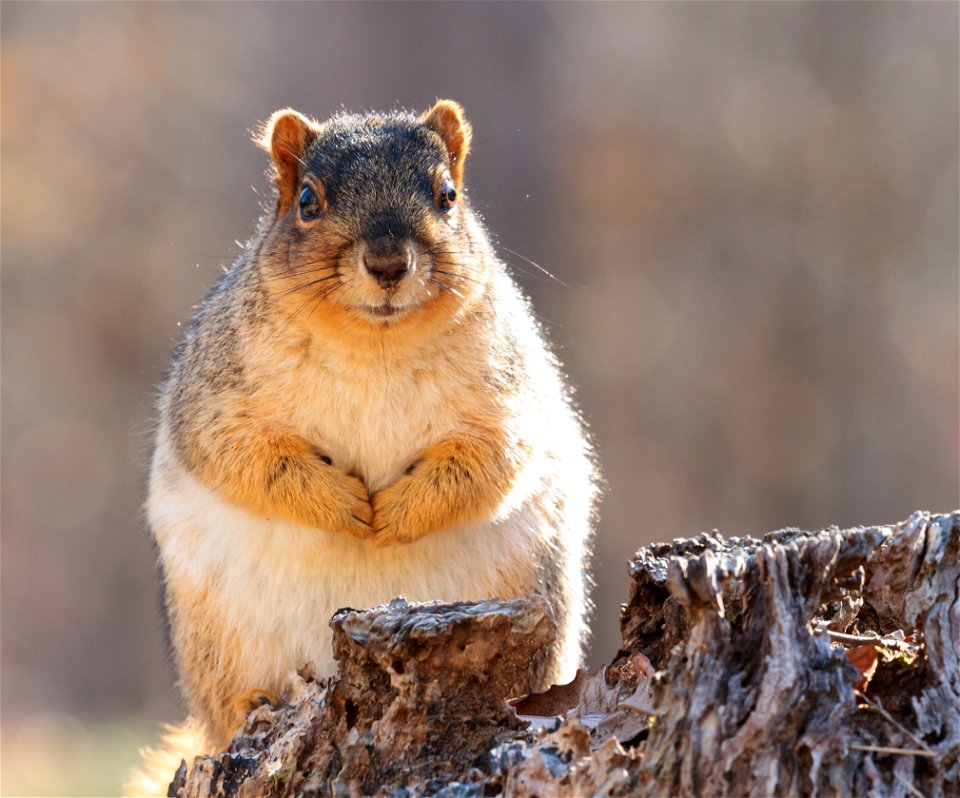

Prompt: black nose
xmin=363 ymin=241 xmax=412 ymax=288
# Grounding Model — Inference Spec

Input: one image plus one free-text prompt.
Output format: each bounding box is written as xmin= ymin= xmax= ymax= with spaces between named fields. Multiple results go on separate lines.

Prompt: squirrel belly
xmin=151 ymin=419 xmax=589 ymax=748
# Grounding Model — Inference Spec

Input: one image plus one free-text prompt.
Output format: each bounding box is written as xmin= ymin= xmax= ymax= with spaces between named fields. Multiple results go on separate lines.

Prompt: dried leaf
xmin=588 ymin=667 xmax=655 ymax=745
xmin=847 ymin=643 xmax=879 ymax=692
xmin=510 ymin=669 xmax=587 ymax=717
xmin=575 ymin=656 xmax=656 ymax=745
xmin=577 ymin=666 xmax=621 ymax=717
xmin=510 ymin=655 xmax=656 ymax=747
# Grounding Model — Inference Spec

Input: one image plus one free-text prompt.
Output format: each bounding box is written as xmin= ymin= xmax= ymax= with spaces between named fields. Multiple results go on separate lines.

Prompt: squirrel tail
xmin=123 ymin=717 xmax=210 ymax=798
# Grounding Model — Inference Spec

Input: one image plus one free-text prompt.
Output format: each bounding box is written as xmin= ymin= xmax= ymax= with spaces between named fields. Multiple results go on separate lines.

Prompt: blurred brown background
xmin=2 ymin=2 xmax=957 ymax=794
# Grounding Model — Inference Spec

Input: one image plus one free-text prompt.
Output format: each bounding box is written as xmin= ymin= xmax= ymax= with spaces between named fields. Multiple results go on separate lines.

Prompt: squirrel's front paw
xmin=330 ymin=472 xmax=375 ymax=540
xmin=371 ymin=479 xmax=424 ymax=548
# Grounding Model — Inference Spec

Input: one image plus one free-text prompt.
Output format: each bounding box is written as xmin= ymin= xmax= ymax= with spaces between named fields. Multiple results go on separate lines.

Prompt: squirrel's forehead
xmin=305 ymin=125 xmax=442 ymax=184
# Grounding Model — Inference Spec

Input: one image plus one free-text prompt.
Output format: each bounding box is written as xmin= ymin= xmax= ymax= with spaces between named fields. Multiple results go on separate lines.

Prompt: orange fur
xmin=233 ymin=687 xmax=277 ymax=715
xmin=371 ymin=422 xmax=524 ymax=547
xmin=420 ymin=100 xmax=472 ymax=187
xmin=164 ymin=576 xmax=253 ymax=748
xmin=184 ymin=402 xmax=373 ymax=540
xmin=258 ymin=108 xmax=320 ymax=208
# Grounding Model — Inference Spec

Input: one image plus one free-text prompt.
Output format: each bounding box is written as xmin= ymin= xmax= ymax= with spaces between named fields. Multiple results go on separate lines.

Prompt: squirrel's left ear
xmin=257 ymin=109 xmax=319 ymax=209
xmin=420 ymin=100 xmax=472 ymax=188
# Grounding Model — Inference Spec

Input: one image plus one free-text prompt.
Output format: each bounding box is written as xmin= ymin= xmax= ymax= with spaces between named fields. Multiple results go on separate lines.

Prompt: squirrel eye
xmin=299 ymin=185 xmax=321 ymax=220
xmin=438 ymin=178 xmax=457 ymax=213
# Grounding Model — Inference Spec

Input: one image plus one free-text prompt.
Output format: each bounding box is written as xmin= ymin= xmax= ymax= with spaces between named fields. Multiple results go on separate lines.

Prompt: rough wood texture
xmin=169 ymin=597 xmax=554 ymax=798
xmin=169 ymin=511 xmax=959 ymax=797
xmin=619 ymin=511 xmax=959 ymax=797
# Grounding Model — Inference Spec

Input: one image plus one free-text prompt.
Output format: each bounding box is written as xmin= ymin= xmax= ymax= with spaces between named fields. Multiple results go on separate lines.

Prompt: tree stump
xmin=169 ymin=511 xmax=959 ymax=797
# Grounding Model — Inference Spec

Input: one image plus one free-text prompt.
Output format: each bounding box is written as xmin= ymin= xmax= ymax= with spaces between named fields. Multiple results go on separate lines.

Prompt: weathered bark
xmin=170 ymin=597 xmax=553 ymax=797
xmin=169 ymin=511 xmax=959 ymax=798
xmin=618 ymin=511 xmax=959 ymax=797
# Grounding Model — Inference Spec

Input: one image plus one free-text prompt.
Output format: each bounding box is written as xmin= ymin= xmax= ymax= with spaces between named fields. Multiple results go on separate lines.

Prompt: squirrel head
xmin=254 ymin=101 xmax=485 ymax=338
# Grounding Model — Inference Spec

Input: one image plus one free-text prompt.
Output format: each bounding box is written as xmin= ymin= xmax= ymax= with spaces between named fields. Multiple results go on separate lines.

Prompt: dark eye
xmin=438 ymin=177 xmax=457 ymax=213
xmin=299 ymin=185 xmax=321 ymax=220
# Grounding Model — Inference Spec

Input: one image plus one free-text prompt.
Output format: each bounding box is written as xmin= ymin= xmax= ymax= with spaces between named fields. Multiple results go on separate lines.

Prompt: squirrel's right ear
xmin=256 ymin=109 xmax=319 ymax=209
xmin=420 ymin=100 xmax=472 ymax=188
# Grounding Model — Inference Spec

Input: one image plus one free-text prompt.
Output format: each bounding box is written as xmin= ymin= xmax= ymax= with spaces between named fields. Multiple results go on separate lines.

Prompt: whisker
xmin=495 ymin=245 xmax=571 ymax=287
xmin=272 ymin=273 xmax=340 ymax=301
xmin=428 ymin=277 xmax=465 ymax=300
xmin=261 ymin=265 xmax=339 ymax=284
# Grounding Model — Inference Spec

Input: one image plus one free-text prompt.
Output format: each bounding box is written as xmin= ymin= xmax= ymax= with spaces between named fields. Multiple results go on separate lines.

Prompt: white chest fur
xmin=151 ymin=300 xmax=585 ymax=702
xmin=268 ymin=335 xmax=478 ymax=491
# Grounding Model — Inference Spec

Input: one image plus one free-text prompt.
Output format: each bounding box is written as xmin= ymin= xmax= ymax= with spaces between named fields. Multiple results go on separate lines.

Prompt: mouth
xmin=361 ymin=302 xmax=407 ymax=319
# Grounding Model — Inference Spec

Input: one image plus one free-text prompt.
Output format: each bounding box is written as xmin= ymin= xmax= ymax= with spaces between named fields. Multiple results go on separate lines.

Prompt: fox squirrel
xmin=130 ymin=100 xmax=597 ymax=793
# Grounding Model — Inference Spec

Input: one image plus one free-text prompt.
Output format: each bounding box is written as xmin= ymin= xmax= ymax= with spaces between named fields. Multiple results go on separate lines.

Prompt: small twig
xmin=858 ymin=695 xmax=930 ymax=752
xmin=849 ymin=744 xmax=936 ymax=758
xmin=824 ymin=630 xmax=880 ymax=644
xmin=822 ymin=630 xmax=916 ymax=652
xmin=894 ymin=773 xmax=925 ymax=798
